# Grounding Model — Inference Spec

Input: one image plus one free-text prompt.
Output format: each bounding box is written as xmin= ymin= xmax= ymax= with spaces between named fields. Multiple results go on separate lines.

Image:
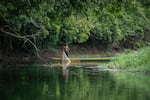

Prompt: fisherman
xmin=63 ymin=43 xmax=70 ymax=57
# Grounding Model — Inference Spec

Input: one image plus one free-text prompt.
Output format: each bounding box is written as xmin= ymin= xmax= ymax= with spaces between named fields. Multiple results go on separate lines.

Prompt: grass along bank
xmin=108 ymin=46 xmax=150 ymax=71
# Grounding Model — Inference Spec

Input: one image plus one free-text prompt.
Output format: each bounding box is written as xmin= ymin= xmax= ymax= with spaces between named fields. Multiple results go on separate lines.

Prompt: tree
xmin=0 ymin=0 xmax=150 ymax=55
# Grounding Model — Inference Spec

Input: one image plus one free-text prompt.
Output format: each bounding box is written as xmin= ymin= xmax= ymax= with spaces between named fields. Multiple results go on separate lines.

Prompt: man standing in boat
xmin=63 ymin=43 xmax=70 ymax=57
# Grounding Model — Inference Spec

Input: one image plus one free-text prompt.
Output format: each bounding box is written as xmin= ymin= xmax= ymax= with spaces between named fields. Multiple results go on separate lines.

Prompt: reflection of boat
xmin=51 ymin=62 xmax=107 ymax=67
xmin=51 ymin=57 xmax=113 ymax=63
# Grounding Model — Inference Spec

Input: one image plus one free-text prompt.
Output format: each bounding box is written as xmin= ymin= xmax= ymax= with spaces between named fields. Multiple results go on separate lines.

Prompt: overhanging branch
xmin=0 ymin=28 xmax=45 ymax=60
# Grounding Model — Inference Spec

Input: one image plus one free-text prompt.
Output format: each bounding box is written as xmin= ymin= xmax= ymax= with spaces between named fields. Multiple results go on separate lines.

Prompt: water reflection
xmin=62 ymin=61 xmax=70 ymax=82
xmin=0 ymin=64 xmax=150 ymax=100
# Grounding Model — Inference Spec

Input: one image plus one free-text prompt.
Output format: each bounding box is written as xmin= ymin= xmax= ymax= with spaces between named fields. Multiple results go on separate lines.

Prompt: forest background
xmin=0 ymin=0 xmax=150 ymax=62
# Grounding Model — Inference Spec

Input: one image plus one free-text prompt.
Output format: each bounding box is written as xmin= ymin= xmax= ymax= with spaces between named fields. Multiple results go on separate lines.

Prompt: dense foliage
xmin=0 ymin=0 xmax=150 ymax=53
xmin=109 ymin=46 xmax=150 ymax=71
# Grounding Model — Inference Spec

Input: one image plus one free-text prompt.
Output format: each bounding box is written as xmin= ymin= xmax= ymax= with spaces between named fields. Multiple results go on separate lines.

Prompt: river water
xmin=0 ymin=63 xmax=150 ymax=100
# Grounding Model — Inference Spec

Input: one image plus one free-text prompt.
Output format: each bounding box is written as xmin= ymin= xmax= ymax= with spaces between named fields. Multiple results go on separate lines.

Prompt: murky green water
xmin=0 ymin=63 xmax=150 ymax=100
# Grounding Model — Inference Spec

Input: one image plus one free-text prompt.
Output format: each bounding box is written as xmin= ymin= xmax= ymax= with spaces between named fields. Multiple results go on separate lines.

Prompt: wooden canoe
xmin=51 ymin=57 xmax=113 ymax=63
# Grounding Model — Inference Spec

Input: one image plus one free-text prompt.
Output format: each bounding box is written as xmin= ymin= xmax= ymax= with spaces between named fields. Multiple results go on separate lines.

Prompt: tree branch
xmin=0 ymin=28 xmax=45 ymax=61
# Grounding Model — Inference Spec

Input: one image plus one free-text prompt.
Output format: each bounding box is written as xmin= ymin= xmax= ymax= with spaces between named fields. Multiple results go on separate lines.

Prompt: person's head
xmin=64 ymin=43 xmax=68 ymax=46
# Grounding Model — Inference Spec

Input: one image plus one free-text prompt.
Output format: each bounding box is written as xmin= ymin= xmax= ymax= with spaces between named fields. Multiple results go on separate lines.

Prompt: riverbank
xmin=0 ymin=45 xmax=122 ymax=63
xmin=108 ymin=46 xmax=150 ymax=72
xmin=1 ymin=45 xmax=150 ymax=74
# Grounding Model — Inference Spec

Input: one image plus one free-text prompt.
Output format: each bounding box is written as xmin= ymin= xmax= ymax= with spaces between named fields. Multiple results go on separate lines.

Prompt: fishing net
xmin=62 ymin=50 xmax=71 ymax=64
xmin=62 ymin=50 xmax=71 ymax=82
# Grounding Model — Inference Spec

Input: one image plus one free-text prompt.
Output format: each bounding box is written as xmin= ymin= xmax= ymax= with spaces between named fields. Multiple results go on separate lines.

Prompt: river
xmin=0 ymin=63 xmax=150 ymax=100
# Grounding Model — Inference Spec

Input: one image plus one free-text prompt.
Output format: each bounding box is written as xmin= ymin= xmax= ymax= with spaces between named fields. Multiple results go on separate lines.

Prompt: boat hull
xmin=51 ymin=57 xmax=113 ymax=63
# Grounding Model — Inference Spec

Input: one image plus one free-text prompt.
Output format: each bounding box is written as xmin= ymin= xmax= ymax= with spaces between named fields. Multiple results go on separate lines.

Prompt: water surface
xmin=0 ymin=63 xmax=150 ymax=100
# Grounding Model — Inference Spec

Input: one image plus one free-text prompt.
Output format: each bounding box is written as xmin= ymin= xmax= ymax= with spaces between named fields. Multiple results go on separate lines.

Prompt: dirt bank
xmin=0 ymin=45 xmax=122 ymax=64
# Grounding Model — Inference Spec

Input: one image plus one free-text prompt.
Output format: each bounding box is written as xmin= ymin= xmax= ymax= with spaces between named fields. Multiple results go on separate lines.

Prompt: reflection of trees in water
xmin=0 ymin=65 xmax=150 ymax=100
